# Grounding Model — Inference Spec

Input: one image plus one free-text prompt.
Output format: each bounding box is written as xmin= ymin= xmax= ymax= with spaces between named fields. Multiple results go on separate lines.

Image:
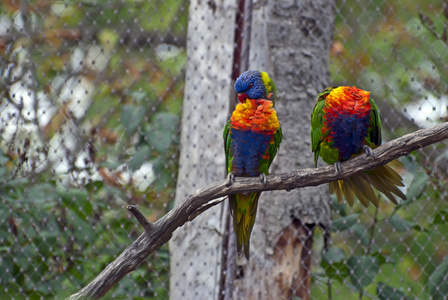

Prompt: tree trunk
xmin=231 ymin=1 xmax=335 ymax=299
xmin=171 ymin=0 xmax=335 ymax=299
xmin=169 ymin=1 xmax=237 ymax=299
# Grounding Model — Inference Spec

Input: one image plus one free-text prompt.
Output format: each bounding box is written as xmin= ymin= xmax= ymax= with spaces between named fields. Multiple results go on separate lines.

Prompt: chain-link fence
xmin=324 ymin=2 xmax=448 ymax=299
xmin=0 ymin=0 xmax=447 ymax=299
xmin=1 ymin=1 xmax=187 ymax=298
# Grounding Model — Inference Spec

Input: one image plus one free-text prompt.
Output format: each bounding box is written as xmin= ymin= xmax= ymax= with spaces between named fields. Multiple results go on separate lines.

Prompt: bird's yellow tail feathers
xmin=230 ymin=192 xmax=260 ymax=259
xmin=329 ymin=160 xmax=407 ymax=207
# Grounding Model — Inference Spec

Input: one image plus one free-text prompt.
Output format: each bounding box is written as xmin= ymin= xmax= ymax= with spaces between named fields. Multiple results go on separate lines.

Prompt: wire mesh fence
xmin=320 ymin=1 xmax=448 ymax=299
xmin=0 ymin=0 xmax=447 ymax=299
xmin=0 ymin=1 xmax=187 ymax=298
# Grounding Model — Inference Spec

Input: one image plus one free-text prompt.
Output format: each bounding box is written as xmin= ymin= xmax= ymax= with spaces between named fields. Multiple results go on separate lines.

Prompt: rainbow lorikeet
xmin=223 ymin=70 xmax=282 ymax=259
xmin=311 ymin=86 xmax=407 ymax=207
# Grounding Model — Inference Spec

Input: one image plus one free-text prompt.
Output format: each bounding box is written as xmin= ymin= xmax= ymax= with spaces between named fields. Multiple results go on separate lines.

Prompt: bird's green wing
xmin=258 ymin=126 xmax=282 ymax=175
xmin=223 ymin=119 xmax=232 ymax=174
xmin=311 ymin=88 xmax=332 ymax=167
xmin=369 ymin=98 xmax=382 ymax=146
xmin=268 ymin=126 xmax=282 ymax=169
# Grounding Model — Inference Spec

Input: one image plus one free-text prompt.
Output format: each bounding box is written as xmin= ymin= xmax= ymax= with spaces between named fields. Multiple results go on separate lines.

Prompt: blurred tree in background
xmin=0 ymin=0 xmax=447 ymax=299
xmin=0 ymin=0 xmax=187 ymax=298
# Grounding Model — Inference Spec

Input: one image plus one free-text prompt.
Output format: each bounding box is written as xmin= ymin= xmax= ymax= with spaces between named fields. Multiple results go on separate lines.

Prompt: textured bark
xmin=271 ymin=220 xmax=315 ymax=299
xmin=168 ymin=1 xmax=236 ymax=299
xmin=66 ymin=121 xmax=448 ymax=299
xmin=231 ymin=0 xmax=335 ymax=299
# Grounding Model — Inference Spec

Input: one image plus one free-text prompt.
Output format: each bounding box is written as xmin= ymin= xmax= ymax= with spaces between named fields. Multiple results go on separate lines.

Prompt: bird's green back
xmin=368 ymin=98 xmax=382 ymax=146
xmin=311 ymin=88 xmax=333 ymax=167
xmin=223 ymin=120 xmax=232 ymax=174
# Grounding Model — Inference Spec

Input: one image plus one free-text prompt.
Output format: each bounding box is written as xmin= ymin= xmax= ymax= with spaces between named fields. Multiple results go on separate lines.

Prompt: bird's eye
xmin=248 ymin=83 xmax=253 ymax=88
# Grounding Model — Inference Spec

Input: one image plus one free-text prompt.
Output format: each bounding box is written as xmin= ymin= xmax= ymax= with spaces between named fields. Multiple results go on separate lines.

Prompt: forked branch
xmin=67 ymin=122 xmax=448 ymax=300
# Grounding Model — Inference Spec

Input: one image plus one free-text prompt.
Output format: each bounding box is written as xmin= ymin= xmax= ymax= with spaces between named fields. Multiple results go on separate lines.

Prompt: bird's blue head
xmin=234 ymin=70 xmax=276 ymax=103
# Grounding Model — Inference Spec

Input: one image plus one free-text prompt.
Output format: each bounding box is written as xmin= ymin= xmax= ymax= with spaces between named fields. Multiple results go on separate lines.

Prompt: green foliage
xmin=397 ymin=170 xmax=429 ymax=207
xmin=316 ymin=162 xmax=447 ymax=299
xmin=377 ymin=282 xmax=410 ymax=300
xmin=432 ymin=210 xmax=448 ymax=225
xmin=388 ymin=214 xmax=427 ymax=232
xmin=0 ymin=146 xmax=170 ymax=298
xmin=351 ymin=224 xmax=370 ymax=246
xmin=122 ymin=105 xmax=147 ymax=133
xmin=144 ymin=112 xmax=180 ymax=154
xmin=427 ymin=259 xmax=448 ymax=299
xmin=331 ymin=0 xmax=448 ymax=130
xmin=331 ymin=213 xmax=359 ymax=232
xmin=0 ymin=0 xmax=187 ymax=298
xmin=321 ymin=247 xmax=350 ymax=281
xmin=311 ymin=1 xmax=448 ymax=299
xmin=129 ymin=145 xmax=152 ymax=171
xmin=347 ymin=255 xmax=379 ymax=291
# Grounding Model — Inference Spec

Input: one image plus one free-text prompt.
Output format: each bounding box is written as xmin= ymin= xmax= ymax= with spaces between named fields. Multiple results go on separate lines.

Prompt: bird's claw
xmin=334 ymin=161 xmax=342 ymax=175
xmin=259 ymin=173 xmax=267 ymax=187
xmin=227 ymin=172 xmax=235 ymax=187
xmin=362 ymin=145 xmax=375 ymax=158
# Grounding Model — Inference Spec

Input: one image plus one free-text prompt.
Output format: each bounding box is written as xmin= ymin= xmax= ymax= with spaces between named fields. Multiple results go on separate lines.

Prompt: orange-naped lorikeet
xmin=311 ymin=86 xmax=407 ymax=207
xmin=224 ymin=70 xmax=282 ymax=259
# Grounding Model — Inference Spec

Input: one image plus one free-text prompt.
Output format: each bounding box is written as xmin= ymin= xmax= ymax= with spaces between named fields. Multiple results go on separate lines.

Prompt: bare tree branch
xmin=127 ymin=205 xmax=154 ymax=232
xmin=66 ymin=122 xmax=448 ymax=300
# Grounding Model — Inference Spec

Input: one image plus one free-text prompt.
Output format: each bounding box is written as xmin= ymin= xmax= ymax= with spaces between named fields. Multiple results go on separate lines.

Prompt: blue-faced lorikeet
xmin=311 ymin=86 xmax=407 ymax=207
xmin=223 ymin=70 xmax=282 ymax=259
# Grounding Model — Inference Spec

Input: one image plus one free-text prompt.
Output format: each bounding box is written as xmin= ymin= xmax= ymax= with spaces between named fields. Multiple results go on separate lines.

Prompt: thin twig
xmin=366 ymin=205 xmax=379 ymax=256
xmin=359 ymin=204 xmax=379 ymax=299
xmin=127 ymin=205 xmax=154 ymax=232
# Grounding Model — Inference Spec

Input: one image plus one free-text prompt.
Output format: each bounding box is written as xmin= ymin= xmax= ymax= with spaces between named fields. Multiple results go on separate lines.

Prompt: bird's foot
xmin=259 ymin=173 xmax=267 ymax=187
xmin=334 ymin=161 xmax=342 ymax=175
xmin=227 ymin=172 xmax=235 ymax=187
xmin=362 ymin=145 xmax=375 ymax=158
